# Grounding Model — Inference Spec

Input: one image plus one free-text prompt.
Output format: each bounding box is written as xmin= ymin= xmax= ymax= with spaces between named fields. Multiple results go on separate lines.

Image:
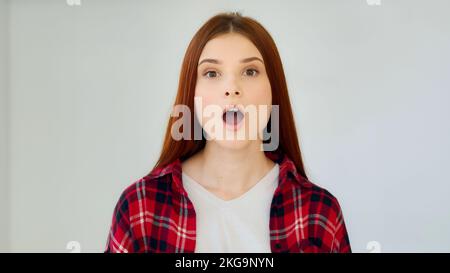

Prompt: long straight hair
xmin=149 ymin=12 xmax=308 ymax=180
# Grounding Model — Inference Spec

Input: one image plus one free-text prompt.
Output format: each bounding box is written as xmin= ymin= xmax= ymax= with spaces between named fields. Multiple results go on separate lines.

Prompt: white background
xmin=0 ymin=0 xmax=449 ymax=252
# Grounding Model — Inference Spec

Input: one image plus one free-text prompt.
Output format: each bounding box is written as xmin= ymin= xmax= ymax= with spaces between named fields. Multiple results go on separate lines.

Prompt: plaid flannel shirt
xmin=105 ymin=150 xmax=351 ymax=253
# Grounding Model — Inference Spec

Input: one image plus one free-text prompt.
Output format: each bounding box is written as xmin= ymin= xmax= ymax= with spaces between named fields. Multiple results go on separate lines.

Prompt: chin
xmin=214 ymin=138 xmax=252 ymax=150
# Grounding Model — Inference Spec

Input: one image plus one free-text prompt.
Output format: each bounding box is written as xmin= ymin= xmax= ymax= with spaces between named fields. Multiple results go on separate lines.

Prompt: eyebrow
xmin=198 ymin=56 xmax=264 ymax=66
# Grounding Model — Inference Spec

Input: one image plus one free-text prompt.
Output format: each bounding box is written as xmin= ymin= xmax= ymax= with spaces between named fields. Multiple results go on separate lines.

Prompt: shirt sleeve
xmin=331 ymin=204 xmax=352 ymax=253
xmin=104 ymin=190 xmax=136 ymax=253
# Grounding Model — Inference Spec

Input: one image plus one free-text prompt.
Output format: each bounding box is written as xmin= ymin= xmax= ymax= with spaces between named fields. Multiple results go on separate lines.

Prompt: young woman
xmin=105 ymin=12 xmax=351 ymax=253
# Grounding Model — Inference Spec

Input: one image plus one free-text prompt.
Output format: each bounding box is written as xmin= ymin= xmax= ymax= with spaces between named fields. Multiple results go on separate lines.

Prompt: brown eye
xmin=244 ymin=69 xmax=259 ymax=77
xmin=204 ymin=71 xmax=218 ymax=78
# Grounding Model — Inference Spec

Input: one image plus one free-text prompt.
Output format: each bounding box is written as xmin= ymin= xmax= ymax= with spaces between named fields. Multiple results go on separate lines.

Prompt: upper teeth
xmin=227 ymin=107 xmax=239 ymax=112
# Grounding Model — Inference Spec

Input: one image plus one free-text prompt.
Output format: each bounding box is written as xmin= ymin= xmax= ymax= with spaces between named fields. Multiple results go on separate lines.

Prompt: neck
xmin=196 ymin=140 xmax=275 ymax=194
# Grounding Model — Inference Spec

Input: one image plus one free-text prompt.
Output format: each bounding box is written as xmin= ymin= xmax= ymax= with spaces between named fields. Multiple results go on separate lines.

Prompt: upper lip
xmin=223 ymin=104 xmax=244 ymax=114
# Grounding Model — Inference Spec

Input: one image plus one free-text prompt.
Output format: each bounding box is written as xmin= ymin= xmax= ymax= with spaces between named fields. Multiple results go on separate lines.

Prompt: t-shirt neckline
xmin=182 ymin=163 xmax=279 ymax=206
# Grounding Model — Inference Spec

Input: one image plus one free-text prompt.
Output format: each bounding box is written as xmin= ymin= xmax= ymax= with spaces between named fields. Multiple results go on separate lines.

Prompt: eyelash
xmin=202 ymin=68 xmax=259 ymax=78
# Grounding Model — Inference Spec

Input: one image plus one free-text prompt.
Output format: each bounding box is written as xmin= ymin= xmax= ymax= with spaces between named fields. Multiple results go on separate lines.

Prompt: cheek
xmin=248 ymin=81 xmax=272 ymax=125
xmin=244 ymin=78 xmax=272 ymax=105
xmin=194 ymin=86 xmax=221 ymax=125
xmin=246 ymin=80 xmax=272 ymax=108
xmin=195 ymin=81 xmax=220 ymax=103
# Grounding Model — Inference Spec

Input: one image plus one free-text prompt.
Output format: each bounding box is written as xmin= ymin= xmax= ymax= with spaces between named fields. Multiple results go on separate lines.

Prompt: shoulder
xmin=291 ymin=178 xmax=351 ymax=252
xmin=294 ymin=177 xmax=346 ymax=225
xmin=106 ymin=173 xmax=175 ymax=253
xmin=117 ymin=173 xmax=173 ymax=205
xmin=111 ymin=171 xmax=176 ymax=225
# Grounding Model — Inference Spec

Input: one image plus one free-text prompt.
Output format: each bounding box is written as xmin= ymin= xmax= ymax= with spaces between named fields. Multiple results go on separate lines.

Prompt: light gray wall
xmin=0 ymin=0 xmax=10 ymax=252
xmin=4 ymin=0 xmax=450 ymax=252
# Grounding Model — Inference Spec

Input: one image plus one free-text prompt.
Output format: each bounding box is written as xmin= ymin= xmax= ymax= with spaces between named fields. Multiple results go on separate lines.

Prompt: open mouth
xmin=222 ymin=107 xmax=244 ymax=130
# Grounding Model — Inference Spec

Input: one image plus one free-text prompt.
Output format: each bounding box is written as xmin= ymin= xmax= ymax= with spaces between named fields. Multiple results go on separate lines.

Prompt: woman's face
xmin=194 ymin=33 xmax=272 ymax=150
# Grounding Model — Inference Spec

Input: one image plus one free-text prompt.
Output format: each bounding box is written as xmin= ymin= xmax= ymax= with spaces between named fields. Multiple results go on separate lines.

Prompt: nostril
xmin=225 ymin=91 xmax=230 ymax=96
xmin=235 ymin=91 xmax=240 ymax=95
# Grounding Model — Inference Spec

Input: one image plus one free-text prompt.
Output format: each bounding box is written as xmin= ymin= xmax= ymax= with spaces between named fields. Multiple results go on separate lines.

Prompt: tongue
xmin=223 ymin=111 xmax=244 ymax=125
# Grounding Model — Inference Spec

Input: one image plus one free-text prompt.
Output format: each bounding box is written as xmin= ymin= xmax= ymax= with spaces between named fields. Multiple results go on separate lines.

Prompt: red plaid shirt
xmin=105 ymin=150 xmax=351 ymax=253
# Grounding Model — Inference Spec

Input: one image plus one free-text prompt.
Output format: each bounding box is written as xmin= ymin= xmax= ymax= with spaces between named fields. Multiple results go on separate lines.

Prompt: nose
xmin=225 ymin=90 xmax=241 ymax=97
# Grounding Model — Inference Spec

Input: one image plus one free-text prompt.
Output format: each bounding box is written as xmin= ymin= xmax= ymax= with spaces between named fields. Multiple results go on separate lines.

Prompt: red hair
xmin=149 ymin=12 xmax=308 ymax=180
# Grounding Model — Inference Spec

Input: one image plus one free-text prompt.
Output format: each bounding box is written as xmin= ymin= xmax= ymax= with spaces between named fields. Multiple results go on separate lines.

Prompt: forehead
xmin=199 ymin=33 xmax=263 ymax=62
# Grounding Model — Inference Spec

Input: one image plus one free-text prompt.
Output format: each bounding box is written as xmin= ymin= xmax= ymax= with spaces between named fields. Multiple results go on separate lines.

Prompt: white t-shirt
xmin=182 ymin=163 xmax=279 ymax=253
